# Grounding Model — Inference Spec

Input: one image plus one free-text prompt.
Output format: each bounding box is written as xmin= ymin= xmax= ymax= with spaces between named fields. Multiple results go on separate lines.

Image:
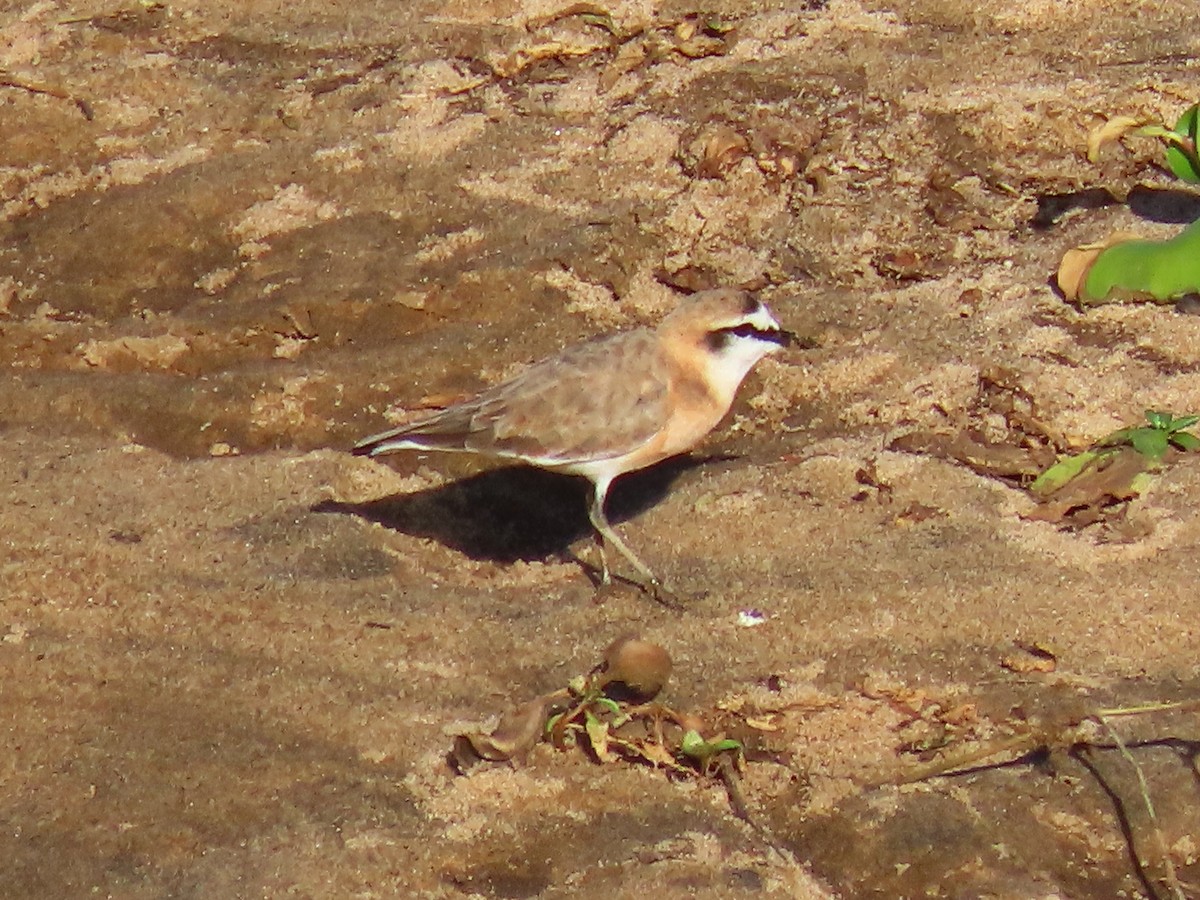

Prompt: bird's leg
xmin=593 ymin=527 xmax=611 ymax=586
xmin=587 ymin=480 xmax=678 ymax=605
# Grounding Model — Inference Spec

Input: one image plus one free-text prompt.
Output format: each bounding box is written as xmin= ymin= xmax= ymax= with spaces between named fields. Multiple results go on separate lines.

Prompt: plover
xmin=353 ymin=288 xmax=793 ymax=600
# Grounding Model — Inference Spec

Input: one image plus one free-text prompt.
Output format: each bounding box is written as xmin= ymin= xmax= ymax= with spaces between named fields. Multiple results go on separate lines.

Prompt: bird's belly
xmin=559 ymin=403 xmax=724 ymax=483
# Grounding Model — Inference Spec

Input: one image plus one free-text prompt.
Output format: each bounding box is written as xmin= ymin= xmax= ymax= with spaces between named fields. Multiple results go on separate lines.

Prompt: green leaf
xmin=679 ymin=729 xmax=706 ymax=756
xmin=1029 ymin=449 xmax=1103 ymax=496
xmin=1144 ymin=409 xmax=1170 ymax=430
xmin=678 ymin=729 xmax=743 ymax=762
xmin=1169 ymin=414 xmax=1199 ymax=431
xmin=1165 ymin=103 xmax=1200 ymax=183
xmin=1170 ymin=432 xmax=1200 ymax=452
xmin=706 ymin=738 xmax=743 ymax=753
xmin=701 ymin=14 xmax=735 ymax=34
xmin=1081 ymin=218 xmax=1200 ymax=304
xmin=593 ymin=696 xmax=622 ymax=716
xmin=1101 ymin=426 xmax=1137 ymax=447
xmin=1130 ymin=429 xmax=1170 ymax=460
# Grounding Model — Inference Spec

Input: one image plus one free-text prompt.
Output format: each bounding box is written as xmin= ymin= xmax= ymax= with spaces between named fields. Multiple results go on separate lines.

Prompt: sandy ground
xmin=2 ymin=0 xmax=1200 ymax=897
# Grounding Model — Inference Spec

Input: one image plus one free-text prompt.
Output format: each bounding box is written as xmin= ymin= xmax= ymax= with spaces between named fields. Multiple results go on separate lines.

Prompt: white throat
xmin=704 ymin=307 xmax=785 ymax=403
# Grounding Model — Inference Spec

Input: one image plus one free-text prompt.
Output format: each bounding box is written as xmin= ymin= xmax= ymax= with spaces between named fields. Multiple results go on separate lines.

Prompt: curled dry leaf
xmin=1055 ymin=244 xmax=1101 ymax=305
xmin=1000 ymin=642 xmax=1058 ymax=674
xmin=491 ymin=41 xmax=604 ymax=79
xmin=1086 ymin=115 xmax=1146 ymax=163
xmin=453 ymin=694 xmax=555 ymax=768
xmin=1055 ymin=234 xmax=1139 ymax=303
xmin=694 ymin=124 xmax=749 ymax=178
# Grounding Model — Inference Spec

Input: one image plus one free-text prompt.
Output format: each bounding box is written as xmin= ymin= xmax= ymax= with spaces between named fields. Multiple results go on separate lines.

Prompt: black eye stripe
xmin=710 ymin=323 xmax=793 ymax=346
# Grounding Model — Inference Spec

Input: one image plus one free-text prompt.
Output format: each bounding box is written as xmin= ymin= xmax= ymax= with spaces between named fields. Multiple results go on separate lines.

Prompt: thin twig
xmin=1098 ymin=699 xmax=1200 ymax=718
xmin=885 ymin=731 xmax=1044 ymax=785
xmin=0 ymin=74 xmax=93 ymax=120
xmin=1096 ymin=714 xmax=1186 ymax=900
xmin=717 ymin=755 xmax=753 ymax=823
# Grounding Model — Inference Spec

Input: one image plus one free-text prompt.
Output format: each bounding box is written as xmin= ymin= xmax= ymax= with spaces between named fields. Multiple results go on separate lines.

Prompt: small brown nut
xmin=599 ymin=635 xmax=672 ymax=701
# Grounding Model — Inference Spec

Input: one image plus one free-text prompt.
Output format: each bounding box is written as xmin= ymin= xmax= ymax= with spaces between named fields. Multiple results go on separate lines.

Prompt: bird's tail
xmin=351 ymin=404 xmax=482 ymax=457
xmin=351 ymin=425 xmax=417 ymax=457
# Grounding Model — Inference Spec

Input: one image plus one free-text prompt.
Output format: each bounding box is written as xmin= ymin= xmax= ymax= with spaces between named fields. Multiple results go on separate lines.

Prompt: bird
xmin=352 ymin=288 xmax=794 ymax=601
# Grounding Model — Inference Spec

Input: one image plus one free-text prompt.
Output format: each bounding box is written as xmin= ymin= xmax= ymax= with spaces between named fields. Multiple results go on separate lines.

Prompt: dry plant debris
xmin=893 ymin=369 xmax=1199 ymax=531
xmin=451 ymin=635 xmax=780 ymax=820
xmin=889 ymin=366 xmax=1061 ymax=485
xmin=1026 ymin=410 xmax=1199 ymax=528
xmin=487 ymin=8 xmax=736 ymax=81
xmin=884 ymin=691 xmax=1200 ymax=900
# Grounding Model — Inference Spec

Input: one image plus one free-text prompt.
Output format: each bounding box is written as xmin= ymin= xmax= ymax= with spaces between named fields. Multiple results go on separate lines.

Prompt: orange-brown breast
xmin=628 ymin=332 xmax=730 ymax=467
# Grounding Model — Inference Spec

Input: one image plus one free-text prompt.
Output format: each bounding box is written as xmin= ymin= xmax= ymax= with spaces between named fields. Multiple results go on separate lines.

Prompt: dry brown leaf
xmin=634 ymin=739 xmax=689 ymax=772
xmin=456 ymin=695 xmax=554 ymax=764
xmin=598 ymin=38 xmax=650 ymax=91
xmin=1024 ymin=446 xmax=1147 ymax=527
xmin=894 ymin=502 xmax=944 ymax=524
xmin=492 ymin=41 xmax=603 ymax=78
xmin=889 ymin=430 xmax=1054 ymax=480
xmin=694 ymin=124 xmax=750 ymax=178
xmin=744 ymin=715 xmax=779 ymax=732
xmin=1000 ymin=642 xmax=1058 ymax=674
xmin=1086 ymin=115 xmax=1146 ymax=163
xmin=585 ymin=715 xmax=614 ymax=763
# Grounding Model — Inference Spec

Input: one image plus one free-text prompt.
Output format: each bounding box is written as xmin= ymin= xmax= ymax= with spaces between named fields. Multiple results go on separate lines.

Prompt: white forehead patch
xmin=742 ymin=304 xmax=782 ymax=333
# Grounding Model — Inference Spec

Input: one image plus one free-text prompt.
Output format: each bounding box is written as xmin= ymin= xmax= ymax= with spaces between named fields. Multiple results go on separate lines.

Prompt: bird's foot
xmin=590 ymin=572 xmax=684 ymax=610
xmin=642 ymin=578 xmax=685 ymax=610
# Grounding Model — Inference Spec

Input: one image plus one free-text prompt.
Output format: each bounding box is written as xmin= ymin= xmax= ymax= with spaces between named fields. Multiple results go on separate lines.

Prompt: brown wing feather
xmin=468 ymin=328 xmax=670 ymax=464
xmin=356 ymin=328 xmax=671 ymax=465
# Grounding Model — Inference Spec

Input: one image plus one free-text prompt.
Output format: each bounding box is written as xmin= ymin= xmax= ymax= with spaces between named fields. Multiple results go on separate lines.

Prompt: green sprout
xmin=1101 ymin=410 xmax=1200 ymax=460
xmin=1031 ymin=410 xmax=1199 ymax=498
xmin=678 ymin=729 xmax=743 ymax=774
xmin=1086 ymin=102 xmax=1200 ymax=182
xmin=1141 ymin=103 xmax=1200 ymax=183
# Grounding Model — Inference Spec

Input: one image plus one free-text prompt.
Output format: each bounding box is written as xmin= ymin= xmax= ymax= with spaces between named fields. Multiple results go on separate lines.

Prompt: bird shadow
xmin=314 ymin=454 xmax=729 ymax=566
